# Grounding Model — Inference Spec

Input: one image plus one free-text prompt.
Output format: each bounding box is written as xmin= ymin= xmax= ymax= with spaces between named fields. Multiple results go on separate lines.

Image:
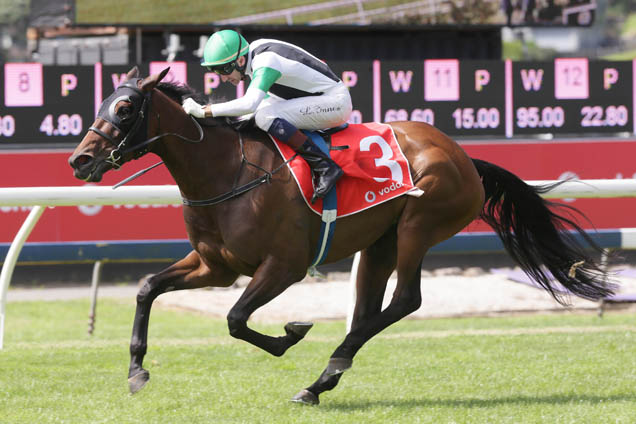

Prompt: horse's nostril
xmin=73 ymin=155 xmax=92 ymax=168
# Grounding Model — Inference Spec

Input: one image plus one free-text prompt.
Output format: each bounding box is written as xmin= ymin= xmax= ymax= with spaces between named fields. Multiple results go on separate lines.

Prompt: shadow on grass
xmin=323 ymin=393 xmax=636 ymax=411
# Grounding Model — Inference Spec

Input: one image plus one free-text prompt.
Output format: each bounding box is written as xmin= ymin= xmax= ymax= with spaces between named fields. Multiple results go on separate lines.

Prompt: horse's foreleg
xmin=128 ymin=250 xmax=238 ymax=394
xmin=226 ymin=257 xmax=309 ymax=357
xmin=292 ymin=228 xmax=399 ymax=405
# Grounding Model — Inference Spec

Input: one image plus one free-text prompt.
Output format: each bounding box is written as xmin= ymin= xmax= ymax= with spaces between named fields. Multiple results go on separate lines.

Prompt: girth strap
xmin=181 ymin=174 xmax=271 ymax=207
xmin=181 ymin=131 xmax=293 ymax=207
xmin=304 ymin=129 xmax=338 ymax=270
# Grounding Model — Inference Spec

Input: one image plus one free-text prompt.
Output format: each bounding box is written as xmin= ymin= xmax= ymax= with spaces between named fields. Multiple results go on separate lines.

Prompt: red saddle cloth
xmin=271 ymin=122 xmax=419 ymax=217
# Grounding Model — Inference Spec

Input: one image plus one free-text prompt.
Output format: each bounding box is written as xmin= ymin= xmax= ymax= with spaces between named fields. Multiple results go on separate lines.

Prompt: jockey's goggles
xmin=206 ymin=61 xmax=237 ymax=75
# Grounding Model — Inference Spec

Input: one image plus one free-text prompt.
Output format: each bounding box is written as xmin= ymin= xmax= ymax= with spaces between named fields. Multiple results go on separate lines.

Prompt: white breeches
xmin=254 ymin=83 xmax=352 ymax=132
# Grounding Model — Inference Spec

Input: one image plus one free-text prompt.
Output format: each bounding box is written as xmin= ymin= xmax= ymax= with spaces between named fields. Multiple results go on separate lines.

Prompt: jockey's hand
xmin=182 ymin=98 xmax=207 ymax=118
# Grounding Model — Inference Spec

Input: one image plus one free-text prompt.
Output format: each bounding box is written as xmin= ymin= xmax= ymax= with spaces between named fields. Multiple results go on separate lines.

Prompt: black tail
xmin=472 ymin=158 xmax=615 ymax=304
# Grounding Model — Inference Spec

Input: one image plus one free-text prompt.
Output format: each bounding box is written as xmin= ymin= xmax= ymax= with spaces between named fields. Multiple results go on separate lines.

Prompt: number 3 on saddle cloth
xmin=270 ymin=122 xmax=424 ymax=273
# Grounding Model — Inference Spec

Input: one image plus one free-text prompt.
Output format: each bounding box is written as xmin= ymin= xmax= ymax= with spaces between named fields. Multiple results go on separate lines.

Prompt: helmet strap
xmin=234 ymin=33 xmax=248 ymax=79
xmin=237 ymin=56 xmax=248 ymax=79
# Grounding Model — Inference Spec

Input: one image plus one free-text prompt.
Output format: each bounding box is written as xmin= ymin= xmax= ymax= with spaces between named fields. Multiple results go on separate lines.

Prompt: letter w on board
xmin=520 ymin=69 xmax=544 ymax=91
xmin=389 ymin=70 xmax=413 ymax=93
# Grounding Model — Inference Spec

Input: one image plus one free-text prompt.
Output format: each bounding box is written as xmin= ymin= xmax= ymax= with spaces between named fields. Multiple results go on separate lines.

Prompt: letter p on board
xmin=475 ymin=69 xmax=490 ymax=92
xmin=603 ymin=68 xmax=618 ymax=90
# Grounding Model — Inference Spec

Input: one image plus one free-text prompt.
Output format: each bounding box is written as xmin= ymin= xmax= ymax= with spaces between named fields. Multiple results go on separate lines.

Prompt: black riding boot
xmin=297 ymin=139 xmax=343 ymax=204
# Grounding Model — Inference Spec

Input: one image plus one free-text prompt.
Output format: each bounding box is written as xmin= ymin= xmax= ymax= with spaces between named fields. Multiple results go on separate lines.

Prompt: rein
xmin=93 ymin=117 xmax=205 ymax=169
xmin=95 ymin=79 xmax=290 ymax=206
xmin=181 ymin=131 xmax=296 ymax=207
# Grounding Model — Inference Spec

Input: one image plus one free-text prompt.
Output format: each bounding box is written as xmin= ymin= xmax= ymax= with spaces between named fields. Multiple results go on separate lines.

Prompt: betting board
xmin=0 ymin=59 xmax=633 ymax=146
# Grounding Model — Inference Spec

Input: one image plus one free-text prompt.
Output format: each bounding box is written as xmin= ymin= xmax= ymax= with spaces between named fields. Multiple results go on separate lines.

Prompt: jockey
xmin=182 ymin=29 xmax=352 ymax=204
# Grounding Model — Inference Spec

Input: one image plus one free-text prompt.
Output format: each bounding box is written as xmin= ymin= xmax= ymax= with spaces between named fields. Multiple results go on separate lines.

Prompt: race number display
xmin=379 ymin=60 xmax=507 ymax=137
xmin=0 ymin=64 xmax=94 ymax=144
xmin=4 ymin=63 xmax=43 ymax=107
xmin=270 ymin=122 xmax=415 ymax=217
xmin=512 ymin=59 xmax=633 ymax=135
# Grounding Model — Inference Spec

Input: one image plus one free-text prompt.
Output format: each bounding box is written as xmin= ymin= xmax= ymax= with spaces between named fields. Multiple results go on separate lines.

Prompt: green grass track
xmin=2 ymin=299 xmax=636 ymax=423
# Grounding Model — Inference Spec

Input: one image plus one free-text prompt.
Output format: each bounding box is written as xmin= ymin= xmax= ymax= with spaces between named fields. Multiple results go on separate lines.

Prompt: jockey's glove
xmin=182 ymin=98 xmax=207 ymax=118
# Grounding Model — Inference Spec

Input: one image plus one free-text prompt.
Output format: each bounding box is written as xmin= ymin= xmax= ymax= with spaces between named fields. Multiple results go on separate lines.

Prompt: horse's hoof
xmin=284 ymin=321 xmax=314 ymax=339
xmin=325 ymin=357 xmax=352 ymax=376
xmin=128 ymin=370 xmax=150 ymax=394
xmin=290 ymin=389 xmax=319 ymax=405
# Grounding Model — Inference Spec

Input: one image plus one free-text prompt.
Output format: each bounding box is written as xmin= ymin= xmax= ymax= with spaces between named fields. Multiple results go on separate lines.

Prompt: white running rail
xmin=0 ymin=185 xmax=181 ymax=349
xmin=2 ymin=179 xmax=636 ymax=348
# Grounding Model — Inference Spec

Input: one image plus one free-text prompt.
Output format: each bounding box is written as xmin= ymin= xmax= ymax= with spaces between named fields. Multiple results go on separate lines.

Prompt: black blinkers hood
xmin=96 ymin=78 xmax=148 ymax=142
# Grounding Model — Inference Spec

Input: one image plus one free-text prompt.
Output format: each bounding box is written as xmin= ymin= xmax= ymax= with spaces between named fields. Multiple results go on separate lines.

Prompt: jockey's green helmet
xmin=201 ymin=30 xmax=249 ymax=71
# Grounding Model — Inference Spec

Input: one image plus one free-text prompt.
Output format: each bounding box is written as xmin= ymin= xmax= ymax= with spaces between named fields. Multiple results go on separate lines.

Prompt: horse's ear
xmin=157 ymin=67 xmax=170 ymax=82
xmin=126 ymin=66 xmax=139 ymax=80
xmin=140 ymin=67 xmax=171 ymax=92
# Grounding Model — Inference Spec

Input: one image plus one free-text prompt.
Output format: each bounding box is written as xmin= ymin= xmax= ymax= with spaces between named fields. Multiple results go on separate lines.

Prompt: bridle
xmin=88 ymin=78 xmax=204 ymax=169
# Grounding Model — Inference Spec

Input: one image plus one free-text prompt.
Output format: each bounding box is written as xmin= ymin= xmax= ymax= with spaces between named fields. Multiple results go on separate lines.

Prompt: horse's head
xmin=68 ymin=66 xmax=170 ymax=182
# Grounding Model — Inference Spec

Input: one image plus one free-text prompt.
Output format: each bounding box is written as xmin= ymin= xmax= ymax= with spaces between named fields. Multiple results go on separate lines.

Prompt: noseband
xmin=88 ymin=78 xmax=204 ymax=169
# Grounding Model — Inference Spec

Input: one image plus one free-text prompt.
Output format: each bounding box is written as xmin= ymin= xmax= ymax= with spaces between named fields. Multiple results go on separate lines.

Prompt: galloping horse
xmin=69 ymin=68 xmax=614 ymax=405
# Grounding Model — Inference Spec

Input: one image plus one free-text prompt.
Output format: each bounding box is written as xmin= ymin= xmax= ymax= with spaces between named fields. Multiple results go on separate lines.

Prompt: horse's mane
xmin=156 ymin=82 xmax=208 ymax=105
xmin=155 ymin=81 xmax=258 ymax=133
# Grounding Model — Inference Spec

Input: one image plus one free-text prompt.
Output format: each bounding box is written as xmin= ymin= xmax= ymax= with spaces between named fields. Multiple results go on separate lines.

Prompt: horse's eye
xmin=118 ymin=106 xmax=133 ymax=119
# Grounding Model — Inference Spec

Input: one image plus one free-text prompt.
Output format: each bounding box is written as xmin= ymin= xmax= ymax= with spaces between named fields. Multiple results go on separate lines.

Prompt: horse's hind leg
xmin=294 ymin=190 xmax=481 ymax=404
xmin=292 ymin=228 xmax=399 ymax=405
xmin=128 ymin=250 xmax=238 ymax=394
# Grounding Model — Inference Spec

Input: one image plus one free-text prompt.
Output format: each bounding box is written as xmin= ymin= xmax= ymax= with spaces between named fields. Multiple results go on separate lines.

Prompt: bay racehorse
xmin=68 ymin=67 xmax=614 ymax=405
